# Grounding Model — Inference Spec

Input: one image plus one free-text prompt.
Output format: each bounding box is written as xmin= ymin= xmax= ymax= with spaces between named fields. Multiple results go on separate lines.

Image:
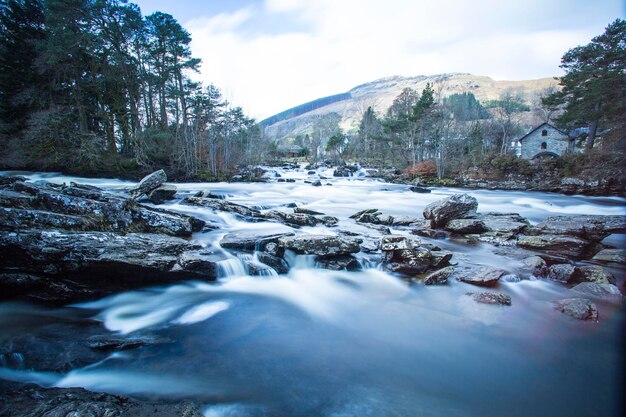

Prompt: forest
xmin=0 ymin=0 xmax=263 ymax=179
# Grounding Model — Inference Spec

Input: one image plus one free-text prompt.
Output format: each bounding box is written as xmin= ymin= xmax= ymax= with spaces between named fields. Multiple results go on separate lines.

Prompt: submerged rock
xmin=129 ymin=169 xmax=167 ymax=199
xmin=554 ymin=298 xmax=598 ymax=321
xmin=469 ymin=291 xmax=512 ymax=306
xmin=571 ymin=282 xmax=622 ymax=299
xmin=409 ymin=185 xmax=431 ymax=193
xmin=315 ymin=255 xmax=361 ymax=271
xmin=256 ymin=252 xmax=289 ymax=274
xmin=423 ymin=193 xmax=478 ymax=228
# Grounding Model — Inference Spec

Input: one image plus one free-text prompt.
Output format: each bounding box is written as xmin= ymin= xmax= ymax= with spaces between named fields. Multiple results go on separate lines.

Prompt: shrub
xmin=404 ymin=160 xmax=437 ymax=178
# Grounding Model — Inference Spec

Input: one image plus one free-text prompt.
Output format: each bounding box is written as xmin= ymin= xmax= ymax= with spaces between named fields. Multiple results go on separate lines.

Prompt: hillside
xmin=262 ymin=73 xmax=559 ymax=143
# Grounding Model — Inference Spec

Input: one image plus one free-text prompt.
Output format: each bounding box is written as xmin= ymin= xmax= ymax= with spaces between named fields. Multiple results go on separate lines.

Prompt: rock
xmin=412 ymin=228 xmax=448 ymax=239
xmin=458 ymin=268 xmax=505 ymax=287
xmin=445 ymin=218 xmax=486 ymax=234
xmin=319 ymin=215 xmax=339 ymax=227
xmin=311 ymin=180 xmax=322 ymax=187
xmin=131 ymin=205 xmax=202 ymax=237
xmin=572 ymin=265 xmax=616 ymax=285
xmin=0 ymin=207 xmax=94 ymax=231
xmin=265 ymin=210 xmax=320 ymax=227
xmin=531 ymin=215 xmax=626 ymax=242
xmin=351 ymin=209 xmax=394 ymax=225
xmin=469 ymin=291 xmax=512 ymax=306
xmin=286 ymin=178 xmax=296 ymax=183
xmin=129 ymin=169 xmax=167 ymax=199
xmin=148 ymin=184 xmax=177 ymax=204
xmin=294 ymin=207 xmax=324 ymax=215
xmin=554 ymin=298 xmax=598 ymax=321
xmin=380 ymin=235 xmax=420 ymax=251
xmin=193 ymin=190 xmax=204 ymax=197
xmin=333 ymin=166 xmax=353 ymax=177
xmin=0 ymin=381 xmax=204 ymax=417
xmin=315 ymin=255 xmax=360 ymax=271
xmin=571 ymin=282 xmax=622 ymax=299
xmin=183 ymin=196 xmax=262 ymax=219
xmin=477 ymin=213 xmax=529 ymax=236
xmin=423 ymin=266 xmax=454 ymax=285
xmin=256 ymin=252 xmax=289 ymax=274
xmin=423 ymin=193 xmax=478 ymax=228
xmin=279 ymin=234 xmax=361 ymax=256
xmin=592 ymin=248 xmax=626 ymax=264
xmin=522 ymin=256 xmax=548 ymax=277
xmin=84 ymin=334 xmax=172 ymax=351
xmin=264 ymin=242 xmax=282 ymax=257
xmin=177 ymin=250 xmax=227 ymax=276
xmin=307 ymin=170 xmax=316 ymax=175
xmin=547 ymin=264 xmax=577 ymax=283
xmin=409 ymin=186 xmax=431 ymax=193
xmin=391 ymin=216 xmax=421 ymax=226
xmin=0 ymin=230 xmax=218 ymax=302
xmin=517 ymin=234 xmax=589 ymax=259
xmin=220 ymin=231 xmax=294 ymax=252
xmin=430 ymin=251 xmax=453 ymax=268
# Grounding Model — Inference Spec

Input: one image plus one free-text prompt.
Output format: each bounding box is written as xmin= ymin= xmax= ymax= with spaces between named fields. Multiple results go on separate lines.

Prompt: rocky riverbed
xmin=0 ymin=167 xmax=624 ymax=416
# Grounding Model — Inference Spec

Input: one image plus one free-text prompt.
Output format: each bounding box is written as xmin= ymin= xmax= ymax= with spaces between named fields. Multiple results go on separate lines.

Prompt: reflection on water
xmin=0 ymin=167 xmax=624 ymax=416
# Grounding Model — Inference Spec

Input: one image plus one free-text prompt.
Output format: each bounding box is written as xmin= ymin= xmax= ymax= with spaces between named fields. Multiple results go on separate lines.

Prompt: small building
xmin=518 ymin=122 xmax=573 ymax=159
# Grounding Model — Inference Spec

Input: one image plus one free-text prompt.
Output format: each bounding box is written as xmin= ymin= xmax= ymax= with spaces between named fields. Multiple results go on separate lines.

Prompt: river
xmin=1 ymin=166 xmax=625 ymax=417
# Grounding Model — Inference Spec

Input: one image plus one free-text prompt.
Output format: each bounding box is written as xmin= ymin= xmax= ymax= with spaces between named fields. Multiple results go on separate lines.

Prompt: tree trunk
xmin=584 ymin=119 xmax=598 ymax=152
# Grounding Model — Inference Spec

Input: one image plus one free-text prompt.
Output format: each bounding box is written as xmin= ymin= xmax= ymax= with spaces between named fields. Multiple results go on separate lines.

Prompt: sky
xmin=132 ymin=0 xmax=624 ymax=120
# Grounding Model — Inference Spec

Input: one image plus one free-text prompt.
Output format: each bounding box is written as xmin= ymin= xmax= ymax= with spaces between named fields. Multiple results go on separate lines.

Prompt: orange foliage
xmin=404 ymin=160 xmax=437 ymax=178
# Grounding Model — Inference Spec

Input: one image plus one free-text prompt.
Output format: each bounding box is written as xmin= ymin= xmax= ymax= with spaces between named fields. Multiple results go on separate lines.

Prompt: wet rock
xmin=311 ymin=180 xmax=322 ymax=187
xmin=554 ymin=298 xmax=598 ymax=321
xmin=0 ymin=175 xmax=27 ymax=186
xmin=477 ymin=213 xmax=529 ymax=236
xmin=256 ymin=252 xmax=289 ymax=274
xmin=423 ymin=193 xmax=478 ymax=228
xmin=381 ymin=235 xmax=420 ymax=251
xmin=279 ymin=234 xmax=361 ymax=256
xmin=516 ymin=234 xmax=589 ymax=259
xmin=358 ymin=222 xmax=392 ymax=234
xmin=193 ymin=190 xmax=204 ymax=197
xmin=131 ymin=205 xmax=202 ymax=237
xmin=430 ymin=251 xmax=453 ymax=268
xmin=547 ymin=264 xmax=577 ymax=283
xmin=469 ymin=291 xmax=512 ymax=306
xmin=177 ymin=250 xmax=227 ymax=276
xmin=409 ymin=185 xmax=431 ymax=193
xmin=458 ymin=268 xmax=505 ymax=287
xmin=220 ymin=231 xmax=294 ymax=252
xmin=572 ymin=265 xmax=616 ymax=285
xmin=391 ymin=216 xmax=421 ymax=226
xmin=351 ymin=208 xmax=394 ymax=225
xmin=183 ymin=196 xmax=262 ymax=219
xmin=333 ymin=166 xmax=354 ymax=177
xmin=383 ymin=248 xmax=432 ymax=275
xmin=129 ymin=169 xmax=167 ymax=199
xmin=522 ymin=256 xmax=548 ymax=277
xmin=294 ymin=207 xmax=324 ymax=215
xmin=315 ymin=255 xmax=360 ymax=271
xmin=592 ymin=248 xmax=626 ymax=264
xmin=264 ymin=242 xmax=282 ymax=257
xmin=0 ymin=230 xmax=217 ymax=302
xmin=0 ymin=381 xmax=204 ymax=417
xmin=286 ymin=178 xmax=296 ymax=183
xmin=445 ymin=218 xmax=486 ymax=234
xmin=265 ymin=210 xmax=320 ymax=227
xmin=571 ymin=282 xmax=622 ymax=299
xmin=423 ymin=266 xmax=454 ymax=285
xmin=0 ymin=189 xmax=36 ymax=208
xmin=412 ymin=228 xmax=448 ymax=239
xmin=148 ymin=184 xmax=177 ymax=204
xmin=0 ymin=207 xmax=94 ymax=231
xmin=532 ymin=215 xmax=626 ymax=242
xmin=84 ymin=334 xmax=172 ymax=351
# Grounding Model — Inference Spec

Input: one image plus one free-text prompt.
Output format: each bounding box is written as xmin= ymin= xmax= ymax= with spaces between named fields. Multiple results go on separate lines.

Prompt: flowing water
xmin=1 ymin=167 xmax=625 ymax=417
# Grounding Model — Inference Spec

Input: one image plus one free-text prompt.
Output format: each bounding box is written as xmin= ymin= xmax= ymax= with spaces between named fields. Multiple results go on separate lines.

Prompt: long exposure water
xmin=1 ymin=167 xmax=625 ymax=417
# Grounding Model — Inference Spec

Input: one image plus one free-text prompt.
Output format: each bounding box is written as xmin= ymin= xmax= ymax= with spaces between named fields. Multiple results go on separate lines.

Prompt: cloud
xmin=185 ymin=0 xmax=622 ymax=120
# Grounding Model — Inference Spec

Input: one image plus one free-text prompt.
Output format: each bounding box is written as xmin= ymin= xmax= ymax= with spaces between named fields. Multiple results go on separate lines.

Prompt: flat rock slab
xmin=445 ymin=218 xmax=486 ymax=234
xmin=458 ymin=268 xmax=506 ymax=287
xmin=554 ymin=298 xmax=598 ymax=321
xmin=533 ymin=215 xmax=626 ymax=242
xmin=572 ymin=265 xmax=615 ymax=285
xmin=517 ymin=234 xmax=589 ymax=259
xmin=591 ymin=248 xmax=626 ymax=264
xmin=477 ymin=212 xmax=529 ymax=235
xmin=279 ymin=234 xmax=361 ymax=256
xmin=220 ymin=231 xmax=294 ymax=252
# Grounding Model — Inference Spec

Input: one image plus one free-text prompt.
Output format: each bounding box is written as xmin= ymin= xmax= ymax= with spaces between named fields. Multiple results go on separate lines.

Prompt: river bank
xmin=0 ymin=166 xmax=625 ymax=416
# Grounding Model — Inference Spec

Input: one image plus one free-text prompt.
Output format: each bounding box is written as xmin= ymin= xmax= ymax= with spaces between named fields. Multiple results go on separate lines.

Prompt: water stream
xmin=1 ymin=167 xmax=625 ymax=417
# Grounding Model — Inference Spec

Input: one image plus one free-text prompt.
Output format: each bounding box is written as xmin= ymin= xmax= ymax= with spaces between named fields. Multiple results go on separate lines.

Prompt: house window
xmin=541 ymin=142 xmax=547 ymax=149
xmin=541 ymin=129 xmax=547 ymax=136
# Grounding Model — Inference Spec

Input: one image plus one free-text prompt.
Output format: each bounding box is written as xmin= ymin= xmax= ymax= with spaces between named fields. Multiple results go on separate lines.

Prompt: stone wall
xmin=520 ymin=124 xmax=570 ymax=159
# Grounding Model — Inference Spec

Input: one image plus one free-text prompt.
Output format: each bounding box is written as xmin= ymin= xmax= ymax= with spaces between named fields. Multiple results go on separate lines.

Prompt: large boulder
xmin=572 ymin=265 xmax=616 ymax=285
xmin=381 ymin=236 xmax=432 ymax=275
xmin=554 ymin=298 xmax=598 ymax=321
xmin=571 ymin=282 xmax=622 ymax=299
xmin=522 ymin=256 xmax=548 ymax=277
xmin=477 ymin=213 xmax=529 ymax=236
xmin=547 ymin=264 xmax=577 ymax=283
xmin=129 ymin=169 xmax=167 ymax=199
xmin=445 ymin=218 xmax=486 ymax=234
xmin=278 ymin=234 xmax=361 ymax=256
xmin=423 ymin=193 xmax=478 ymax=228
xmin=148 ymin=184 xmax=177 ymax=204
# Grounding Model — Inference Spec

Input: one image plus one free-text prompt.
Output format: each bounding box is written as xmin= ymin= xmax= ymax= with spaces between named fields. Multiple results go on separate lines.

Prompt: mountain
xmin=261 ymin=73 xmax=559 ymax=143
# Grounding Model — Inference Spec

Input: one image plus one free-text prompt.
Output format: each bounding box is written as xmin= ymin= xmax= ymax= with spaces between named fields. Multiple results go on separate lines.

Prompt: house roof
xmin=518 ymin=122 xmax=569 ymax=143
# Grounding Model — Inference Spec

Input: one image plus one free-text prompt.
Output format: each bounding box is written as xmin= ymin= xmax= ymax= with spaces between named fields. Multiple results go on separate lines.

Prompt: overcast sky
xmin=133 ymin=0 xmax=624 ymax=120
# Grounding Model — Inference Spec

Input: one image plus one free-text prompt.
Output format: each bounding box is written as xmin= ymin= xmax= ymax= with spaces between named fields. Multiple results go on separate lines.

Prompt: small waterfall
xmin=283 ymin=250 xmax=317 ymax=269
xmin=216 ymin=257 xmax=247 ymax=278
